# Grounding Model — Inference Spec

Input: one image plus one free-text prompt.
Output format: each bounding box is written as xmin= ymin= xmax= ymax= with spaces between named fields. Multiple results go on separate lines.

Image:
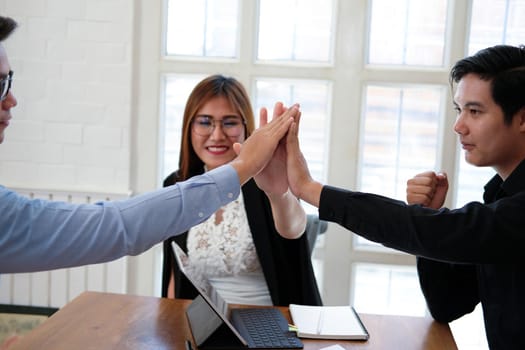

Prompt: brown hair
xmin=177 ymin=74 xmax=255 ymax=180
xmin=0 ymin=16 xmax=17 ymax=42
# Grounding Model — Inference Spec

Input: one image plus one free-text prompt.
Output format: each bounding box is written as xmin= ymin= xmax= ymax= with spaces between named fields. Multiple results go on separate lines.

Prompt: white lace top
xmin=185 ymin=191 xmax=272 ymax=307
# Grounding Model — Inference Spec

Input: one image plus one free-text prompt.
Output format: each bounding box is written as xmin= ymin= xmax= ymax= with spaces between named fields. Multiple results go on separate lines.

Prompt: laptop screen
xmin=171 ymin=242 xmax=249 ymax=346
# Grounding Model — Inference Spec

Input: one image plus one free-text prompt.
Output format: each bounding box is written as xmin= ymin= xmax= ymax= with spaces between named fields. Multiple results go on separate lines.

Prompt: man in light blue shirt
xmin=0 ymin=16 xmax=298 ymax=273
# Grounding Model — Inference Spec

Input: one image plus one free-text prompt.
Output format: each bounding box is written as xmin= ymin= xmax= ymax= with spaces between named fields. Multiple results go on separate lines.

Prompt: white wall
xmin=0 ymin=0 xmax=134 ymax=194
xmin=0 ymin=1 xmax=164 ymax=298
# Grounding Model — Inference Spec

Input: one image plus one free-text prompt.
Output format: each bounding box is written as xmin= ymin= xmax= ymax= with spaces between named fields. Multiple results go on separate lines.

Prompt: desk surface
xmin=12 ymin=291 xmax=457 ymax=350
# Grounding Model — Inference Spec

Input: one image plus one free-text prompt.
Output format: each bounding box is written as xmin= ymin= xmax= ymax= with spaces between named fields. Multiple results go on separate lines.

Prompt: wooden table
xmin=11 ymin=291 xmax=457 ymax=349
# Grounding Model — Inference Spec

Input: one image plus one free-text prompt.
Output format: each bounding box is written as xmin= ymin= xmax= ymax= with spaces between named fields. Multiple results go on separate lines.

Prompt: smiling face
xmin=190 ymin=96 xmax=246 ymax=171
xmin=453 ymin=73 xmax=525 ymax=179
xmin=0 ymin=44 xmax=17 ymax=144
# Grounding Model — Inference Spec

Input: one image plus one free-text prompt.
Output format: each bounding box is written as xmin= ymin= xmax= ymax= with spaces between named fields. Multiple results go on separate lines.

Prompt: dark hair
xmin=177 ymin=74 xmax=255 ymax=181
xmin=450 ymin=45 xmax=525 ymax=125
xmin=0 ymin=16 xmax=17 ymax=42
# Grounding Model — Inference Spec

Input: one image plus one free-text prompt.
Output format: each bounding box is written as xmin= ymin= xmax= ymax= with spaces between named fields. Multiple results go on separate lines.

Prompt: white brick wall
xmin=0 ymin=0 xmax=134 ymax=194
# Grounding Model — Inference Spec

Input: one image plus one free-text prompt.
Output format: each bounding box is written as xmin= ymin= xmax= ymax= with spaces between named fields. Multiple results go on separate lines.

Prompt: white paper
xmin=320 ymin=345 xmax=346 ymax=350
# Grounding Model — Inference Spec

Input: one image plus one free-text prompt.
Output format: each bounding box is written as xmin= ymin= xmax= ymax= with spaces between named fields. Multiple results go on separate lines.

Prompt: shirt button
xmin=227 ymin=192 xmax=234 ymax=198
xmin=198 ymin=212 xmax=204 ymax=218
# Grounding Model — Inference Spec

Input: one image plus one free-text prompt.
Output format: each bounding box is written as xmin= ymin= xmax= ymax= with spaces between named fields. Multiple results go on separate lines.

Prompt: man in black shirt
xmin=284 ymin=45 xmax=525 ymax=349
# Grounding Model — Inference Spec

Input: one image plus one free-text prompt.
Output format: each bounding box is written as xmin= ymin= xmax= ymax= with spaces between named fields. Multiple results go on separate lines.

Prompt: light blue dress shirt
xmin=0 ymin=164 xmax=240 ymax=273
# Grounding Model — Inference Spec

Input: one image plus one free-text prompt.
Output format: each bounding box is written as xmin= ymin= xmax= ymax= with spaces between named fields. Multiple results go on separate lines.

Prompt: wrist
xmin=265 ymin=188 xmax=294 ymax=202
xmin=300 ymin=180 xmax=323 ymax=208
xmin=230 ymin=158 xmax=250 ymax=185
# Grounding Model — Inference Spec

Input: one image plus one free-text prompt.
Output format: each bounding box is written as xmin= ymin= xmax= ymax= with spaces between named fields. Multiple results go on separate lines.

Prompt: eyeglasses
xmin=0 ymin=71 xmax=13 ymax=101
xmin=192 ymin=116 xmax=246 ymax=137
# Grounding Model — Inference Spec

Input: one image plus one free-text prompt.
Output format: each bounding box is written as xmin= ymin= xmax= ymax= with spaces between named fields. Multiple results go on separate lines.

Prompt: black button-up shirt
xmin=319 ymin=159 xmax=525 ymax=349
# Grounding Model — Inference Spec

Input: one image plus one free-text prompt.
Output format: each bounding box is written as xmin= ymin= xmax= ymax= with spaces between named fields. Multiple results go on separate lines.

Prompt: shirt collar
xmin=484 ymin=158 xmax=525 ymax=202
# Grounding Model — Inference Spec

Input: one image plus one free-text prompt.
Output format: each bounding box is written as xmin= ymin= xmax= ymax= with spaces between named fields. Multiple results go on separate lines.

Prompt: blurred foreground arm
xmin=0 ymin=107 xmax=297 ymax=273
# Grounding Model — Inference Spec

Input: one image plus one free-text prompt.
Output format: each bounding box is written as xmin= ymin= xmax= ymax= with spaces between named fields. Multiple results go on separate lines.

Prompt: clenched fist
xmin=406 ymin=171 xmax=449 ymax=209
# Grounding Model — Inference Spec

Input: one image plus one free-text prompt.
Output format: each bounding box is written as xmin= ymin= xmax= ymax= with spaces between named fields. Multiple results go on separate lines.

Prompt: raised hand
xmin=234 ymin=102 xmax=306 ymax=238
xmin=285 ymin=110 xmax=322 ymax=208
xmin=406 ymin=171 xmax=449 ymax=209
xmin=230 ymin=103 xmax=298 ymax=185
xmin=254 ymin=102 xmax=295 ymax=196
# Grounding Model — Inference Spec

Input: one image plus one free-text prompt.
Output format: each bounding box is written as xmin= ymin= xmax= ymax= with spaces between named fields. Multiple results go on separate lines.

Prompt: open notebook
xmin=171 ymin=242 xmax=303 ymax=349
xmin=289 ymin=304 xmax=369 ymax=340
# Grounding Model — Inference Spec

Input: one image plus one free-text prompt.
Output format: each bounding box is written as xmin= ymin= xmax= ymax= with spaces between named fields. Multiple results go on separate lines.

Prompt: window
xmin=165 ymin=0 xmax=240 ymax=58
xmin=253 ymin=77 xmax=331 ymax=206
xmin=161 ymin=74 xmax=206 ymax=178
xmin=257 ymin=0 xmax=336 ymax=63
xmin=353 ymin=263 xmax=427 ymax=316
xmin=160 ymin=0 xmax=334 ymax=192
xmin=355 ymin=84 xmax=445 ymax=249
xmin=359 ymin=84 xmax=444 ymax=199
xmin=468 ymin=0 xmax=525 ymax=55
xmin=368 ymin=0 xmax=449 ymax=66
xmin=136 ymin=1 xmax=521 ymax=349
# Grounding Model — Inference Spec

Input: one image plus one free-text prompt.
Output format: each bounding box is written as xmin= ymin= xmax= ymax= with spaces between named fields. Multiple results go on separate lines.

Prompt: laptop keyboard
xmin=233 ymin=308 xmax=303 ymax=349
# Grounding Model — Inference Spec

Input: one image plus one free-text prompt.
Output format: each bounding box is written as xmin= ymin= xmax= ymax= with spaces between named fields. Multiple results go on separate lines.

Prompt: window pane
xmin=165 ymin=0 xmax=239 ymax=58
xmin=359 ymin=85 xmax=443 ymax=199
xmin=352 ymin=263 xmax=427 ymax=317
xmin=161 ymin=74 xmax=206 ymax=180
xmin=253 ymin=78 xmax=331 ymax=212
xmin=357 ymin=85 xmax=444 ymax=249
xmin=468 ymin=0 xmax=525 ymax=55
xmin=257 ymin=0 xmax=335 ymax=63
xmin=368 ymin=0 xmax=448 ymax=66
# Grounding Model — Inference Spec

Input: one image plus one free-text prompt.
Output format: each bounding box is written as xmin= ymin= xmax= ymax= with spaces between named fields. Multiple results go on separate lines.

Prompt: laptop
xmin=171 ymin=242 xmax=303 ymax=350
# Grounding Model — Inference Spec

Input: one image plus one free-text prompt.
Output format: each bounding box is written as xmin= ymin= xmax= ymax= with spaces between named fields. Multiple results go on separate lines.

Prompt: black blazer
xmin=161 ymin=171 xmax=322 ymax=306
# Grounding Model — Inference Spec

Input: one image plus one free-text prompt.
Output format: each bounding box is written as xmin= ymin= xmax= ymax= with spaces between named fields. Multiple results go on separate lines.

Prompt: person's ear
xmin=517 ymin=107 xmax=525 ymax=132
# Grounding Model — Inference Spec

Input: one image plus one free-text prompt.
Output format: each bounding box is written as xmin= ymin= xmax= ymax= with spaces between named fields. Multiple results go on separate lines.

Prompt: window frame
xmin=134 ymin=1 xmax=491 ymax=347
xmin=134 ymin=0 xmax=467 ymax=301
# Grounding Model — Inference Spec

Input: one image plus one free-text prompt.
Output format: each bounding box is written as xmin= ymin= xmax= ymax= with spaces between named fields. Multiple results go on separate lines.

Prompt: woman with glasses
xmin=161 ymin=75 xmax=322 ymax=308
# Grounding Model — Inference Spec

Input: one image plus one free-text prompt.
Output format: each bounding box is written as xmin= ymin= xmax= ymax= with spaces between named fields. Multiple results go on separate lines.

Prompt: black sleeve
xmin=417 ymin=257 xmax=479 ymax=322
xmin=318 ymin=185 xmax=525 ymax=263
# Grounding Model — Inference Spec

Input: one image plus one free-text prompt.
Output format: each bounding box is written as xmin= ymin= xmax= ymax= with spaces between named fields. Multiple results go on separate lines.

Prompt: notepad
xmin=289 ymin=304 xmax=369 ymax=340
